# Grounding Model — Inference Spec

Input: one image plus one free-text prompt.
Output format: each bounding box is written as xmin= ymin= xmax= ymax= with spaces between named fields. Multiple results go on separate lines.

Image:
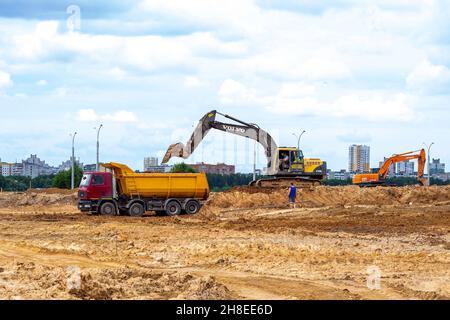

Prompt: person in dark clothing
xmin=288 ymin=182 xmax=297 ymax=208
xmin=280 ymin=153 xmax=289 ymax=171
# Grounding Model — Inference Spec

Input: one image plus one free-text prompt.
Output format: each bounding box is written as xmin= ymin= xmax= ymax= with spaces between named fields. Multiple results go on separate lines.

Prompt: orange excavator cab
xmin=353 ymin=149 xmax=427 ymax=187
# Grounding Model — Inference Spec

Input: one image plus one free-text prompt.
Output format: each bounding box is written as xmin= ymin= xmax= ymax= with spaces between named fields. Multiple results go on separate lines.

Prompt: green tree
xmin=171 ymin=163 xmax=197 ymax=173
xmin=0 ymin=175 xmax=29 ymax=191
xmin=52 ymin=165 xmax=83 ymax=189
xmin=32 ymin=175 xmax=54 ymax=188
xmin=205 ymin=173 xmax=260 ymax=191
xmin=324 ymin=178 xmax=353 ymax=186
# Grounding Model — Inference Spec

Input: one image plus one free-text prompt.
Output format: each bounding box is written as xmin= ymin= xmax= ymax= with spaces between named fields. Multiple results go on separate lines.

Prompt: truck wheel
xmin=165 ymin=201 xmax=181 ymax=216
xmin=99 ymin=202 xmax=116 ymax=215
xmin=128 ymin=202 xmax=145 ymax=217
xmin=185 ymin=200 xmax=200 ymax=214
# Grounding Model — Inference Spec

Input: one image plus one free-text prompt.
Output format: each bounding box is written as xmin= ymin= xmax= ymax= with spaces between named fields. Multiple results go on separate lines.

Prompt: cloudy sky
xmin=0 ymin=0 xmax=449 ymax=172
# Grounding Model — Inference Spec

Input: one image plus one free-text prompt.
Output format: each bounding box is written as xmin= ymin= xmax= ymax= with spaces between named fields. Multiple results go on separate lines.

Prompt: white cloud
xmin=218 ymin=79 xmax=263 ymax=105
xmin=278 ymin=82 xmax=317 ymax=97
xmin=273 ymin=91 xmax=415 ymax=122
xmin=271 ymin=96 xmax=321 ymax=117
xmin=139 ymin=0 xmax=261 ymax=34
xmin=109 ymin=67 xmax=127 ymax=79
xmin=219 ymin=79 xmax=415 ymax=122
xmin=240 ymin=48 xmax=352 ymax=81
xmin=12 ymin=21 xmax=59 ymax=59
xmin=35 ymin=21 xmax=59 ymax=39
xmin=36 ymin=79 xmax=47 ymax=86
xmin=77 ymin=109 xmax=97 ymax=121
xmin=184 ymin=76 xmax=203 ymax=88
xmin=54 ymin=87 xmax=67 ymax=97
xmin=77 ymin=109 xmax=138 ymax=123
xmin=331 ymin=93 xmax=413 ymax=121
xmin=104 ymin=110 xmax=138 ymax=122
xmin=406 ymin=59 xmax=450 ymax=93
xmin=0 ymin=70 xmax=12 ymax=87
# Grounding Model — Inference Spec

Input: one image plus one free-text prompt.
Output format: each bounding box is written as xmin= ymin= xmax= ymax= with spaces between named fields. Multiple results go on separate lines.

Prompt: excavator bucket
xmin=161 ymin=111 xmax=217 ymax=164
xmin=162 ymin=143 xmax=184 ymax=164
xmin=418 ymin=177 xmax=429 ymax=186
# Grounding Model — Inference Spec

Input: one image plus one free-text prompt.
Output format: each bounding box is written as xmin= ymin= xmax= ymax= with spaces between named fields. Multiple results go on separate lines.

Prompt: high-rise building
xmin=22 ymin=154 xmax=56 ymax=178
xmin=348 ymin=145 xmax=370 ymax=173
xmin=396 ymin=160 xmax=414 ymax=176
xmin=0 ymin=162 xmax=11 ymax=176
xmin=430 ymin=158 xmax=445 ymax=175
xmin=144 ymin=157 xmax=159 ymax=171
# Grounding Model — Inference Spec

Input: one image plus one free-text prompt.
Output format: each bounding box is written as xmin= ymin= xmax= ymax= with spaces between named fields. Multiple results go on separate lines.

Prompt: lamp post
xmin=71 ymin=131 xmax=77 ymax=189
xmin=95 ymin=124 xmax=103 ymax=171
xmin=292 ymin=130 xmax=306 ymax=150
xmin=423 ymin=142 xmax=434 ymax=186
xmin=253 ymin=140 xmax=256 ymax=181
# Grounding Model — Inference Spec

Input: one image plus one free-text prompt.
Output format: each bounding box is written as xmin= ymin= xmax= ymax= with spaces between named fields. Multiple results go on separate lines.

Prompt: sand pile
xmin=0 ymin=189 xmax=77 ymax=207
xmin=0 ymin=262 xmax=235 ymax=300
xmin=205 ymin=185 xmax=450 ymax=209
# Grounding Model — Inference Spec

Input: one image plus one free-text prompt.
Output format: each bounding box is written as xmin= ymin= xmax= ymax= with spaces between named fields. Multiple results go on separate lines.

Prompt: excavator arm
xmin=378 ymin=149 xmax=426 ymax=181
xmin=162 ymin=110 xmax=278 ymax=175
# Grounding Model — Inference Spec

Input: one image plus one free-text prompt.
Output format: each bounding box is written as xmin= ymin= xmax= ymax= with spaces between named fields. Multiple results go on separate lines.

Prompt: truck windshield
xmin=80 ymin=174 xmax=91 ymax=187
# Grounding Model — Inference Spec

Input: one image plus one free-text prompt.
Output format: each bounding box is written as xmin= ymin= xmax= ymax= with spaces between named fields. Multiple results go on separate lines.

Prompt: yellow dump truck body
xmin=102 ymin=162 xmax=209 ymax=200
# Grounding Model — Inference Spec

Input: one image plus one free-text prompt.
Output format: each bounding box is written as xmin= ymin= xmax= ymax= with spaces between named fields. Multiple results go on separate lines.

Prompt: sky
xmin=0 ymin=0 xmax=449 ymax=172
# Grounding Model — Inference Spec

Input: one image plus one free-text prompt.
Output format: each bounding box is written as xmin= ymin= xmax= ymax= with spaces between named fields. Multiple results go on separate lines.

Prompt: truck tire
xmin=165 ymin=200 xmax=181 ymax=216
xmin=185 ymin=200 xmax=201 ymax=214
xmin=99 ymin=202 xmax=116 ymax=215
xmin=128 ymin=202 xmax=145 ymax=217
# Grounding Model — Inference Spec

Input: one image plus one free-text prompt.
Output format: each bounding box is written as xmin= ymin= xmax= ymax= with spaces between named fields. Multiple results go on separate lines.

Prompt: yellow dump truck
xmin=77 ymin=162 xmax=210 ymax=216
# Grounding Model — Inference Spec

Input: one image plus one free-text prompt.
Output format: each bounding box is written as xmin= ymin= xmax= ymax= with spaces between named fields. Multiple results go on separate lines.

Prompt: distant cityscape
xmin=0 ymin=154 xmax=96 ymax=179
xmin=327 ymin=144 xmax=449 ymax=182
xmin=1 ymin=146 xmax=448 ymax=182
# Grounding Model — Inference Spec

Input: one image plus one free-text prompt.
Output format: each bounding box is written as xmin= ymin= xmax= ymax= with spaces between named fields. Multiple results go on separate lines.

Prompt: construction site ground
xmin=0 ymin=186 xmax=448 ymax=300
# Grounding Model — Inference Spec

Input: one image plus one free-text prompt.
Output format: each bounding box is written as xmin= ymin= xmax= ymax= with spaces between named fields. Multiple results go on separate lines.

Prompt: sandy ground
xmin=0 ymin=186 xmax=448 ymax=300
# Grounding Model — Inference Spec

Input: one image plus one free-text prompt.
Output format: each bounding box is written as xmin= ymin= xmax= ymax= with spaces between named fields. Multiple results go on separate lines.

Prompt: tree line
xmin=0 ymin=165 xmax=83 ymax=191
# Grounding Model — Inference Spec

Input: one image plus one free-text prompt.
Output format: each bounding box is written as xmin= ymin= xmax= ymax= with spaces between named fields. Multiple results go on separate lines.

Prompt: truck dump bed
xmin=102 ymin=162 xmax=209 ymax=200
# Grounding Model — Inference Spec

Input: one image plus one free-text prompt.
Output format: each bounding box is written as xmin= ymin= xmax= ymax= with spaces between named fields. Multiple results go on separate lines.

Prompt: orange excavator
xmin=352 ymin=149 xmax=428 ymax=187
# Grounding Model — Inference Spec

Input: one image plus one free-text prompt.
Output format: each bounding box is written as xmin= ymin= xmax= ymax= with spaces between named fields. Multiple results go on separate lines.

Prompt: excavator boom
xmin=162 ymin=110 xmax=279 ymax=175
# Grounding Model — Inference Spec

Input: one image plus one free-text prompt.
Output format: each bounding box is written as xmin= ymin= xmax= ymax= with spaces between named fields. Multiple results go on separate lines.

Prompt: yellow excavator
xmin=162 ymin=110 xmax=327 ymax=187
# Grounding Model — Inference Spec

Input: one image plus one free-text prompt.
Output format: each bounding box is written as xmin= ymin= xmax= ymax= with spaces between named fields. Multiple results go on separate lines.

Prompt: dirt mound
xmin=0 ymin=189 xmax=77 ymax=207
xmin=0 ymin=262 xmax=235 ymax=300
xmin=30 ymin=188 xmax=78 ymax=195
xmin=205 ymin=185 xmax=450 ymax=210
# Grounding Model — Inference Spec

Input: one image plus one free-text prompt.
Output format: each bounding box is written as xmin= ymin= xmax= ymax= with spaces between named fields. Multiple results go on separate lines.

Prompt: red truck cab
xmin=78 ymin=172 xmax=115 ymax=213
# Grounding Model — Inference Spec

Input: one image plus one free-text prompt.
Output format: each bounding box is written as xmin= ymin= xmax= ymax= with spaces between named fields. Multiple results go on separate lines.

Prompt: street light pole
xmin=423 ymin=142 xmax=434 ymax=186
xmin=96 ymin=124 xmax=103 ymax=171
xmin=253 ymin=140 xmax=256 ymax=181
xmin=292 ymin=130 xmax=306 ymax=150
xmin=71 ymin=131 xmax=77 ymax=189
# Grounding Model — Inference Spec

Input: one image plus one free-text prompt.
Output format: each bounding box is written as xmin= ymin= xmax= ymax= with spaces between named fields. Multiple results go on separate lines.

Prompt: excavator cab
xmin=277 ymin=147 xmax=305 ymax=174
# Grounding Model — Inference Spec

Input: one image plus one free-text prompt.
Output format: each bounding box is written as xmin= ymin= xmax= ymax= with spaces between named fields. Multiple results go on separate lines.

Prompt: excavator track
xmin=249 ymin=177 xmax=322 ymax=188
